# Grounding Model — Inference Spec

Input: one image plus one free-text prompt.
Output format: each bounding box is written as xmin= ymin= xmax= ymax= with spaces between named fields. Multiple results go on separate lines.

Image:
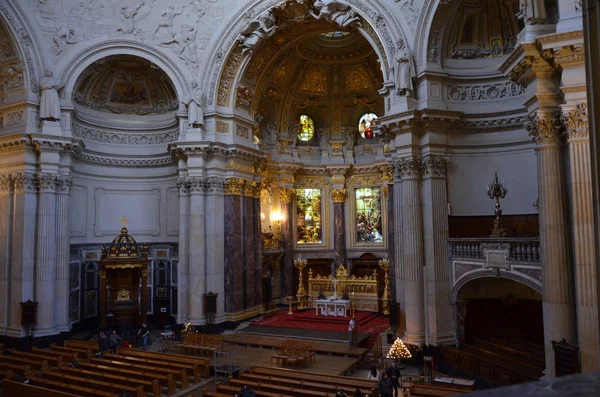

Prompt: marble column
xmin=9 ymin=173 xmax=37 ymax=337
xmin=54 ymin=176 xmax=72 ymax=332
xmin=187 ymin=177 xmax=206 ymax=325
xmin=396 ymin=156 xmax=426 ymax=345
xmin=205 ymin=177 xmax=226 ymax=322
xmin=224 ymin=178 xmax=244 ymax=313
xmin=386 ymin=184 xmax=396 ymax=296
xmin=35 ymin=174 xmax=58 ymax=336
xmin=99 ymin=270 xmax=107 ymax=328
xmin=0 ymin=174 xmax=13 ymax=332
xmin=562 ymin=103 xmax=600 ymax=371
xmin=527 ymin=111 xmax=577 ymax=376
xmin=141 ymin=268 xmax=148 ymax=325
xmin=243 ymin=186 xmax=257 ymax=309
xmin=279 ymin=188 xmax=294 ymax=297
xmin=422 ymin=155 xmax=454 ymax=345
xmin=177 ymin=178 xmax=190 ymax=323
xmin=331 ymin=189 xmax=347 ymax=267
xmin=253 ymin=188 xmax=263 ymax=308
xmin=392 ymin=174 xmax=404 ymax=332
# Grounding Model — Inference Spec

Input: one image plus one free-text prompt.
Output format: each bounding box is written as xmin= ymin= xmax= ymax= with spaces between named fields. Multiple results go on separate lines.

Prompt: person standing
xmin=367 ymin=365 xmax=381 ymax=381
xmin=138 ymin=323 xmax=150 ymax=350
xmin=98 ymin=329 xmax=107 ymax=352
xmin=378 ymin=371 xmax=393 ymax=397
xmin=387 ymin=361 xmax=402 ymax=397
xmin=109 ymin=330 xmax=122 ymax=354
xmin=348 ymin=316 xmax=355 ymax=346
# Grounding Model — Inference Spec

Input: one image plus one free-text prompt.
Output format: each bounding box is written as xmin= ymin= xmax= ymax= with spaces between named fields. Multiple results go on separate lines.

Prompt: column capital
xmin=244 ymin=180 xmax=261 ymax=198
xmin=379 ymin=164 xmax=394 ymax=184
xmin=0 ymin=173 xmax=12 ymax=192
xmin=13 ymin=172 xmax=38 ymax=193
xmin=224 ymin=177 xmax=245 ymax=196
xmin=562 ymin=103 xmax=589 ymax=141
xmin=56 ymin=175 xmax=73 ymax=193
xmin=525 ymin=111 xmax=563 ymax=147
xmin=188 ymin=176 xmax=207 ymax=193
xmin=392 ymin=156 xmax=422 ymax=180
xmin=177 ymin=177 xmax=190 ymax=194
xmin=206 ymin=176 xmax=226 ymax=195
xmin=331 ymin=189 xmax=347 ymax=203
xmin=279 ymin=188 xmax=294 ymax=204
xmin=421 ymin=155 xmax=448 ymax=178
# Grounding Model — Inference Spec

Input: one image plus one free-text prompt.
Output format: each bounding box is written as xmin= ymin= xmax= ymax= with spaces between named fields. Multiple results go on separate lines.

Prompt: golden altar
xmin=307 ymin=265 xmax=380 ymax=312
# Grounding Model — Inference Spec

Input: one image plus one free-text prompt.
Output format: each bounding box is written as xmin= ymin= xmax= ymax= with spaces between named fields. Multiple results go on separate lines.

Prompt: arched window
xmin=297 ymin=114 xmax=315 ymax=141
xmin=358 ymin=113 xmax=378 ymax=139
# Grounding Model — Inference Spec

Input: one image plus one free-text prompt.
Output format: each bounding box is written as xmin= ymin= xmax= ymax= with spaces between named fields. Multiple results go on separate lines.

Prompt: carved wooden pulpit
xmin=99 ymin=217 xmax=150 ymax=328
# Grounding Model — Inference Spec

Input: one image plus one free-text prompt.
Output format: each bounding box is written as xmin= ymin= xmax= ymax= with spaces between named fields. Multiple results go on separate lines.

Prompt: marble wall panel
xmin=224 ymin=195 xmax=243 ymax=312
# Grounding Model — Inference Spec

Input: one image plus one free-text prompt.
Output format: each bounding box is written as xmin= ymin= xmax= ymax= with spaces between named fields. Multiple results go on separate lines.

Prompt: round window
xmin=358 ymin=113 xmax=378 ymax=139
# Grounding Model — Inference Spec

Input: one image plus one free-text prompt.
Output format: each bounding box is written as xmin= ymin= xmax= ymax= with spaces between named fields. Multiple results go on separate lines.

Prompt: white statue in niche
xmin=309 ymin=0 xmax=361 ymax=28
xmin=39 ymin=70 xmax=63 ymax=121
xmin=517 ymin=0 xmax=547 ymax=25
xmin=265 ymin=120 xmax=278 ymax=148
xmin=319 ymin=128 xmax=330 ymax=155
xmin=184 ymin=80 xmax=204 ymax=128
xmin=237 ymin=9 xmax=279 ymax=54
xmin=395 ymin=46 xmax=413 ymax=97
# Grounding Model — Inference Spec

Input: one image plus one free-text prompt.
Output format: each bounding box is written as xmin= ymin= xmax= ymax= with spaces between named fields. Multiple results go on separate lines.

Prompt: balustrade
xmin=448 ymin=238 xmax=540 ymax=264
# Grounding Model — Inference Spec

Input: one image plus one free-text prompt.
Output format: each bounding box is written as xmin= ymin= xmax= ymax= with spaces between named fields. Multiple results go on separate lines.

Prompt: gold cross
xmin=119 ymin=216 xmax=129 ymax=228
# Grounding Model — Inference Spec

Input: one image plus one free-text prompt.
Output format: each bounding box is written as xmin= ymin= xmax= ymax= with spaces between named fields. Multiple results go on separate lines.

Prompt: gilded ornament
xmin=525 ymin=111 xmax=562 ymax=146
xmin=217 ymin=48 xmax=243 ymax=106
xmin=561 ymin=103 xmax=588 ymax=140
xmin=279 ymin=188 xmax=294 ymax=203
xmin=379 ymin=165 xmax=393 ymax=184
xmin=225 ymin=177 xmax=245 ymax=195
xmin=331 ymin=189 xmax=347 ymax=203
xmin=244 ymin=181 xmax=261 ymax=198
xmin=216 ymin=121 xmax=230 ymax=134
xmin=236 ymin=124 xmax=250 ymax=138
xmin=225 ymin=160 xmax=254 ymax=173
xmin=116 ymin=289 xmax=131 ymax=300
xmin=295 ymin=177 xmax=329 ymax=188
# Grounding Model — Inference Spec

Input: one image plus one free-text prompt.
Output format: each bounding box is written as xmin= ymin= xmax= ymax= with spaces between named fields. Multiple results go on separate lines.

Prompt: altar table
xmin=315 ymin=299 xmax=350 ymax=317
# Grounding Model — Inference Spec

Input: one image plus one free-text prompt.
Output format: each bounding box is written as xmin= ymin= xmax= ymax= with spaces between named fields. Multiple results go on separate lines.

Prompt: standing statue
xmin=319 ymin=128 xmax=330 ymax=154
xmin=395 ymin=46 xmax=413 ymax=97
xmin=39 ymin=70 xmax=63 ymax=121
xmin=183 ymin=81 xmax=204 ymax=128
xmin=237 ymin=9 xmax=279 ymax=54
xmin=517 ymin=0 xmax=547 ymax=25
xmin=309 ymin=0 xmax=361 ymax=28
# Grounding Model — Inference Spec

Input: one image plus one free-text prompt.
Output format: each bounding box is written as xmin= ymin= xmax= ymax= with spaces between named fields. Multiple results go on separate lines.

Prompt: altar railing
xmin=306 ymin=267 xmax=379 ymax=312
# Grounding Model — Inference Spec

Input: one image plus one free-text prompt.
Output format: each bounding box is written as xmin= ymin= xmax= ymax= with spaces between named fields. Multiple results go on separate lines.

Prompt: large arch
xmin=452 ymin=270 xmax=543 ymax=304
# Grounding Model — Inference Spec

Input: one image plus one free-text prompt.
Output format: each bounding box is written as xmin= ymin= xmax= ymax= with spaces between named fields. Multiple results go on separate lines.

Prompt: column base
xmin=427 ymin=331 xmax=456 ymax=346
xmin=402 ymin=330 xmax=426 ymax=346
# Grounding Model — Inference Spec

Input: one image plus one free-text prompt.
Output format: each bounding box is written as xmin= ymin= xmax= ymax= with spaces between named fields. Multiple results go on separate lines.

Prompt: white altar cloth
xmin=315 ymin=299 xmax=350 ymax=317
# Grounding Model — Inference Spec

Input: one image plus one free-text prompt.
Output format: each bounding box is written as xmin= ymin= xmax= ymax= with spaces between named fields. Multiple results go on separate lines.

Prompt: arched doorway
xmin=456 ymin=277 xmax=543 ymax=346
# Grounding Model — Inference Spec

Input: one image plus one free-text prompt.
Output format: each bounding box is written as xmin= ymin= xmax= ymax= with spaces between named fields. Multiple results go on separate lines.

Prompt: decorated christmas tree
xmin=387 ymin=337 xmax=412 ymax=362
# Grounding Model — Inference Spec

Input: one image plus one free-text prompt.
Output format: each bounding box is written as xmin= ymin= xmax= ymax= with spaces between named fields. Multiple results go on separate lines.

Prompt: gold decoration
xmin=345 ymin=67 xmax=373 ymax=92
xmin=335 ymin=265 xmax=348 ymax=280
xmin=331 ymin=175 xmax=345 ymax=184
xmin=236 ymin=124 xmax=250 ymax=138
xmin=379 ymin=165 xmax=393 ymax=184
xmin=379 ymin=258 xmax=391 ymax=315
xmin=349 ymin=174 xmax=382 ymax=186
xmin=294 ymin=257 xmax=308 ymax=310
xmin=225 ymin=178 xmax=245 ymax=195
xmin=216 ymin=121 xmax=230 ymax=134
xmin=119 ymin=216 xmax=129 ymax=228
xmin=301 ymin=69 xmax=327 ymax=95
xmin=295 ymin=176 xmax=330 ymax=188
xmin=331 ymin=189 xmax=347 ymax=203
xmin=141 ymin=268 xmax=149 ymax=277
xmin=217 ymin=48 xmax=243 ymax=106
xmin=244 ymin=181 xmax=261 ymax=198
xmin=279 ymin=188 xmax=294 ymax=203
xmin=225 ymin=160 xmax=254 ymax=174
xmin=286 ymin=296 xmax=295 ymax=315
xmin=116 ymin=288 xmax=131 ymax=301
xmin=99 ymin=270 xmax=107 ymax=279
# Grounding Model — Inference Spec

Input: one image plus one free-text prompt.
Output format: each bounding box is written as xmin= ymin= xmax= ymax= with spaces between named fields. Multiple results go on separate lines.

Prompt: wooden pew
xmin=57 ymin=365 xmax=160 ymax=397
xmin=0 ymin=362 xmax=31 ymax=375
xmin=25 ymin=375 xmax=118 ymax=397
xmin=32 ymin=347 xmax=78 ymax=361
xmin=2 ymin=379 xmax=82 ymax=397
xmin=240 ymin=372 xmax=371 ymax=396
xmin=88 ymin=357 xmax=189 ymax=390
xmin=489 ymin=337 xmax=544 ymax=358
xmin=462 ymin=344 xmax=542 ymax=378
xmin=102 ymin=352 xmax=201 ymax=383
xmin=201 ymin=389 xmax=231 ymax=397
xmin=40 ymin=370 xmax=145 ymax=397
xmin=475 ymin=339 xmax=545 ymax=368
xmin=410 ymin=383 xmax=469 ymax=396
xmin=250 ymin=366 xmax=377 ymax=392
xmin=217 ymin=382 xmax=284 ymax=397
xmin=10 ymin=349 xmax=64 ymax=367
xmin=64 ymin=340 xmax=100 ymax=353
xmin=1 ymin=354 xmax=49 ymax=371
xmin=228 ymin=377 xmax=330 ymax=397
xmin=116 ymin=348 xmax=210 ymax=377
xmin=77 ymin=361 xmax=176 ymax=396
xmin=50 ymin=344 xmax=93 ymax=359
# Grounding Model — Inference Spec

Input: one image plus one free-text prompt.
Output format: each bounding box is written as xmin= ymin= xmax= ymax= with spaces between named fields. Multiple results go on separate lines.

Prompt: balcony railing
xmin=448 ymin=237 xmax=540 ymax=264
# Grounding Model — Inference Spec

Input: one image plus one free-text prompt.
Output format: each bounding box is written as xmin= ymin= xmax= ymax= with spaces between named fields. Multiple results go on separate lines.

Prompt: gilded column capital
xmin=279 ymin=188 xmax=294 ymax=203
xmin=13 ymin=172 xmax=38 ymax=193
xmin=206 ymin=176 xmax=226 ymax=195
xmin=244 ymin=181 xmax=261 ymax=198
xmin=421 ymin=155 xmax=448 ymax=178
xmin=188 ymin=176 xmax=207 ymax=193
xmin=561 ymin=103 xmax=588 ymax=141
xmin=379 ymin=165 xmax=394 ymax=184
xmin=331 ymin=189 xmax=347 ymax=203
xmin=225 ymin=177 xmax=245 ymax=195
xmin=525 ymin=111 xmax=563 ymax=147
xmin=392 ymin=156 xmax=422 ymax=180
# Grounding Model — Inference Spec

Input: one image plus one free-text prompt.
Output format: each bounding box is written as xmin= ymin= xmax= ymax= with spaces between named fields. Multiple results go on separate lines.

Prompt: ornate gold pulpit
xmin=99 ymin=218 xmax=150 ymax=328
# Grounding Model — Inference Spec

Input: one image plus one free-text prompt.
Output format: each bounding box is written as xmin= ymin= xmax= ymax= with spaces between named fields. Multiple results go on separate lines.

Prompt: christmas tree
xmin=387 ymin=337 xmax=412 ymax=362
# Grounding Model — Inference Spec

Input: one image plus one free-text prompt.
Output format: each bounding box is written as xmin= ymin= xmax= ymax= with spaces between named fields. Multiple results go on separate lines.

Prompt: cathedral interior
xmin=1 ymin=0 xmax=600 ymax=392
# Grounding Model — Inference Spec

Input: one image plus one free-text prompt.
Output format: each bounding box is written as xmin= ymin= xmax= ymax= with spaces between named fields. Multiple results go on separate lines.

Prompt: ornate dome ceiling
xmin=73 ymin=55 xmax=178 ymax=119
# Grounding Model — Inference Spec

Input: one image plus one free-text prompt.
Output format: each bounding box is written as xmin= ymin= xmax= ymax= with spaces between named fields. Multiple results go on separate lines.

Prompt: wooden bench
xmin=476 ymin=339 xmax=545 ymax=368
xmin=64 ymin=340 xmax=100 ymax=352
xmin=240 ymin=372 xmax=371 ymax=396
xmin=88 ymin=357 xmax=189 ymax=390
xmin=1 ymin=354 xmax=49 ymax=371
xmin=24 ymin=375 xmax=118 ymax=397
xmin=32 ymin=347 xmax=78 ymax=361
xmin=410 ymin=383 xmax=469 ymax=396
xmin=2 ymin=379 xmax=83 ymax=397
xmin=40 ymin=369 xmax=145 ymax=397
xmin=489 ymin=337 xmax=544 ymax=358
xmin=251 ymin=366 xmax=377 ymax=391
xmin=201 ymin=389 xmax=231 ymax=397
xmin=0 ymin=361 xmax=31 ymax=375
xmin=229 ymin=377 xmax=330 ymax=397
xmin=50 ymin=344 xmax=93 ymax=359
xmin=462 ymin=344 xmax=542 ymax=378
xmin=10 ymin=349 xmax=64 ymax=367
xmin=57 ymin=365 xmax=160 ymax=397
xmin=178 ymin=333 xmax=223 ymax=356
xmin=217 ymin=382 xmax=284 ymax=397
xmin=116 ymin=348 xmax=210 ymax=377
xmin=103 ymin=352 xmax=201 ymax=383
xmin=77 ymin=361 xmax=176 ymax=396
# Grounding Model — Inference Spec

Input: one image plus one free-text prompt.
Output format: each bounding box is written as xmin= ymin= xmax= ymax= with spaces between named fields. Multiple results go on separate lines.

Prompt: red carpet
xmin=252 ymin=309 xmax=389 ymax=335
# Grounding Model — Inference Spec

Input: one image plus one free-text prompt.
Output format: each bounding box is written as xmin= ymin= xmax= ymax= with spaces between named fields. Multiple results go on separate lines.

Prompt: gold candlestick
xmin=286 ymin=296 xmax=294 ymax=315
xmin=294 ymin=257 xmax=308 ymax=310
xmin=378 ymin=258 xmax=391 ymax=315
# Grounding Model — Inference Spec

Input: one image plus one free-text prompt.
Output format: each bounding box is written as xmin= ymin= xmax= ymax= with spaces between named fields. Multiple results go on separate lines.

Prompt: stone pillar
xmin=0 ymin=175 xmax=13 ymax=332
xmin=253 ymin=185 xmax=263 ymax=308
xmin=279 ymin=188 xmax=294 ymax=297
xmin=562 ymin=103 xmax=600 ymax=371
xmin=527 ymin=111 xmax=577 ymax=376
xmin=176 ymin=178 xmax=190 ymax=323
xmin=331 ymin=189 xmax=347 ymax=267
xmin=224 ymin=178 xmax=244 ymax=313
xmin=205 ymin=177 xmax=226 ymax=322
xmin=452 ymin=300 xmax=468 ymax=349
xmin=35 ymin=174 xmax=58 ymax=336
xmin=187 ymin=177 xmax=206 ymax=324
xmin=243 ymin=188 xmax=257 ymax=309
xmin=422 ymin=155 xmax=454 ymax=345
xmin=99 ymin=270 xmax=107 ymax=328
xmin=396 ymin=156 xmax=426 ymax=345
xmin=54 ymin=176 xmax=72 ymax=332
xmin=141 ymin=268 xmax=148 ymax=325
xmin=392 ymin=172 xmax=404 ymax=332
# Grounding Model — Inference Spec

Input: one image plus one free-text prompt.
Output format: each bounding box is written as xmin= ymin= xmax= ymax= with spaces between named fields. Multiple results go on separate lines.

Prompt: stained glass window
xmin=358 ymin=113 xmax=378 ymax=139
xmin=296 ymin=188 xmax=322 ymax=244
xmin=297 ymin=114 xmax=315 ymax=141
xmin=355 ymin=187 xmax=383 ymax=243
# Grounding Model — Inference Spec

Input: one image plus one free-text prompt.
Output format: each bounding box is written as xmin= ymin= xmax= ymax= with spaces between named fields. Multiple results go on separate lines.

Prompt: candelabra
xmin=294 ymin=256 xmax=308 ymax=310
xmin=378 ymin=258 xmax=391 ymax=315
xmin=286 ymin=296 xmax=295 ymax=315
xmin=487 ymin=172 xmax=508 ymax=237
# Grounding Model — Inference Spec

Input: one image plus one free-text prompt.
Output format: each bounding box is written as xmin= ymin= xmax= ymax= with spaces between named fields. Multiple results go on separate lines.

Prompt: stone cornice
xmin=30 ymin=134 xmax=77 ymax=153
xmin=501 ymin=42 xmax=555 ymax=86
xmin=0 ymin=134 xmax=33 ymax=153
xmin=74 ymin=151 xmax=175 ymax=168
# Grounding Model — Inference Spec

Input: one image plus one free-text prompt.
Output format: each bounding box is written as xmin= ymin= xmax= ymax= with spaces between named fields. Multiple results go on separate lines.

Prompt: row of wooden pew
xmin=177 ymin=331 xmax=224 ymax=356
xmin=0 ymin=338 xmax=210 ymax=397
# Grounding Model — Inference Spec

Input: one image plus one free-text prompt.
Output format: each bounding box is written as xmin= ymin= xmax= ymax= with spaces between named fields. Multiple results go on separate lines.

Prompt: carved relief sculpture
xmin=395 ymin=46 xmax=413 ymax=97
xmin=238 ymin=9 xmax=279 ymax=55
xmin=115 ymin=2 xmax=144 ymax=34
xmin=39 ymin=69 xmax=63 ymax=121
xmin=309 ymin=0 xmax=361 ymax=28
xmin=52 ymin=26 xmax=77 ymax=55
xmin=154 ymin=5 xmax=184 ymax=44
xmin=183 ymin=80 xmax=204 ymax=128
